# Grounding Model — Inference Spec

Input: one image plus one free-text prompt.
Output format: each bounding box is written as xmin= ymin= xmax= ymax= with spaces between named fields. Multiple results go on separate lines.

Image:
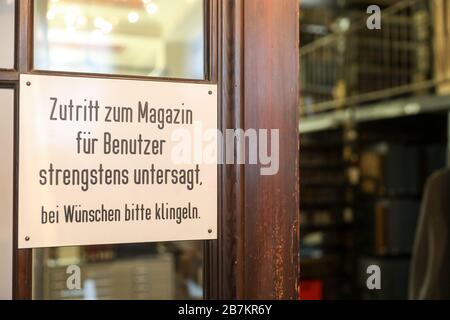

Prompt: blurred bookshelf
xmin=299 ymin=0 xmax=450 ymax=300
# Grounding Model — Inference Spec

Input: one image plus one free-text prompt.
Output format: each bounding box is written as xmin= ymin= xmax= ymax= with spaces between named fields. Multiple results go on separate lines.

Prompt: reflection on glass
xmin=0 ymin=89 xmax=14 ymax=300
xmin=33 ymin=242 xmax=203 ymax=300
xmin=0 ymin=0 xmax=15 ymax=69
xmin=34 ymin=0 xmax=205 ymax=79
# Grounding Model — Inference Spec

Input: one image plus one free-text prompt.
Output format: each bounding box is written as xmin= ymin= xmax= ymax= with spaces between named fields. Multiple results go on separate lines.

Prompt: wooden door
xmin=0 ymin=0 xmax=299 ymax=300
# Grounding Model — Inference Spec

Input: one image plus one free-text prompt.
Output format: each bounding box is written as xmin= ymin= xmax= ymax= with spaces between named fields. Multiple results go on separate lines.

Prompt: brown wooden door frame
xmin=7 ymin=0 xmax=299 ymax=300
xmin=206 ymin=0 xmax=300 ymax=300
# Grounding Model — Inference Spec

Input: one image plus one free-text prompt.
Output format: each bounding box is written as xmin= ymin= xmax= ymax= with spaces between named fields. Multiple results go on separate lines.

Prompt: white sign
xmin=19 ymin=74 xmax=217 ymax=248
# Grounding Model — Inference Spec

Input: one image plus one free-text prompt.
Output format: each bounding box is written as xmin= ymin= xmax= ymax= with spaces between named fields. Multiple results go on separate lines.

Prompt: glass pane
xmin=0 ymin=89 xmax=14 ymax=300
xmin=0 ymin=0 xmax=15 ymax=69
xmin=33 ymin=242 xmax=203 ymax=300
xmin=34 ymin=0 xmax=205 ymax=79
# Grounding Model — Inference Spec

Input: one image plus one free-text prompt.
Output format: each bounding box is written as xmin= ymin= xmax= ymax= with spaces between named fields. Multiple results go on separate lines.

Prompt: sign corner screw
xmin=208 ymin=90 xmax=213 ymax=95
xmin=26 ymin=81 xmax=31 ymax=87
xmin=25 ymin=236 xmax=30 ymax=242
xmin=208 ymin=229 xmax=213 ymax=234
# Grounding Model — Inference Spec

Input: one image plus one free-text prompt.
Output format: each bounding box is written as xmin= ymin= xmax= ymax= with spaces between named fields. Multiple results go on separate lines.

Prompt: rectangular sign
xmin=19 ymin=74 xmax=217 ymax=248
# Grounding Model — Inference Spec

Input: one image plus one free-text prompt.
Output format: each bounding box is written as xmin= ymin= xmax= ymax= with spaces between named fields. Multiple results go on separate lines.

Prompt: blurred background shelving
xmin=299 ymin=0 xmax=450 ymax=300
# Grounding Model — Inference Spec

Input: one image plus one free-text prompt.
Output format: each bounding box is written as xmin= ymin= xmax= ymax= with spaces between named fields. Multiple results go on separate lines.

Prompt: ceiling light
xmin=94 ymin=17 xmax=104 ymax=29
xmin=128 ymin=11 xmax=139 ymax=24
xmin=146 ymin=3 xmax=158 ymax=15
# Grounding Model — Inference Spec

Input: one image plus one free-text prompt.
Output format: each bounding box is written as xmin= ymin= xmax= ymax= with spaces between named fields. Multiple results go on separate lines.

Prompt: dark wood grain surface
xmin=243 ymin=0 xmax=299 ymax=299
xmin=207 ymin=0 xmax=299 ymax=300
